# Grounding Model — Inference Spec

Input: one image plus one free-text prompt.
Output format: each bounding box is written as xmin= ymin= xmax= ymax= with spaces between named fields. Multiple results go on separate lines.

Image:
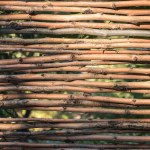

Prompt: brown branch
xmin=0 ymin=93 xmax=149 ymax=106
xmin=5 ymin=134 xmax=150 ymax=143
xmin=11 ymin=66 xmax=150 ymax=75
xmin=0 ymin=1 xmax=150 ymax=8
xmin=0 ymin=61 xmax=124 ymax=71
xmin=0 ymin=121 xmax=149 ymax=130
xmin=1 ymin=47 xmax=150 ymax=55
xmin=0 ymin=142 xmax=150 ymax=149
xmin=0 ymin=5 xmax=150 ymax=16
xmin=1 ymin=83 xmax=150 ymax=94
xmin=0 ymin=99 xmax=139 ymax=108
xmin=9 ymin=80 xmax=150 ymax=89
xmin=1 ymin=134 xmax=150 ymax=143
xmin=0 ymin=28 xmax=150 ymax=37
xmin=1 ymin=38 xmax=149 ymax=44
xmin=20 ymin=107 xmax=150 ymax=115
xmin=1 ymin=43 xmax=150 ymax=49
xmin=1 ymin=21 xmax=150 ymax=29
xmin=0 ymin=85 xmax=122 ymax=94
xmin=0 ymin=54 xmax=150 ymax=65
xmin=0 ymin=129 xmax=149 ymax=138
xmin=1 ymin=14 xmax=150 ymax=23
xmin=1 ymin=73 xmax=150 ymax=81
xmin=0 ymin=118 xmax=149 ymax=123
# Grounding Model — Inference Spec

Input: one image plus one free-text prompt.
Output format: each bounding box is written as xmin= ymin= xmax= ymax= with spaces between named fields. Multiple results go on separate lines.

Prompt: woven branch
xmin=1 ymin=28 xmax=150 ymax=37
xmin=0 ymin=1 xmax=150 ymax=8
xmin=1 ymin=21 xmax=150 ymax=29
xmin=1 ymin=5 xmax=150 ymax=16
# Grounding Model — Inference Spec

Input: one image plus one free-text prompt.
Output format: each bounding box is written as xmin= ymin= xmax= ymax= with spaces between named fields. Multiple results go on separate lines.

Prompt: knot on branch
xmin=114 ymin=84 xmax=128 ymax=91
xmin=108 ymin=121 xmax=119 ymax=127
xmin=132 ymin=55 xmax=138 ymax=62
xmin=132 ymin=20 xmax=140 ymax=26
xmin=6 ymin=76 xmax=20 ymax=85
xmin=9 ymin=21 xmax=19 ymax=28
xmin=132 ymin=99 xmax=136 ymax=104
xmin=47 ymin=2 xmax=53 ymax=7
xmin=125 ymin=109 xmax=131 ymax=115
xmin=63 ymin=106 xmax=67 ymax=111
xmin=112 ymin=3 xmax=118 ymax=10
xmin=26 ymin=10 xmax=37 ymax=16
xmin=99 ymin=68 xmax=107 ymax=75
xmin=68 ymin=94 xmax=75 ymax=101
xmin=70 ymin=54 xmax=77 ymax=61
xmin=18 ymin=57 xmax=23 ymax=64
xmin=83 ymin=9 xmax=94 ymax=14
xmin=83 ymin=92 xmax=91 ymax=97
xmin=41 ymin=73 xmax=45 ymax=77
xmin=113 ymin=136 xmax=118 ymax=141
xmin=36 ymin=63 xmax=43 ymax=67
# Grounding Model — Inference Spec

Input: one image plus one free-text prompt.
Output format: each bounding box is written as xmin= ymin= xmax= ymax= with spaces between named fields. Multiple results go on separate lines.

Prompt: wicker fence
xmin=0 ymin=0 xmax=150 ymax=149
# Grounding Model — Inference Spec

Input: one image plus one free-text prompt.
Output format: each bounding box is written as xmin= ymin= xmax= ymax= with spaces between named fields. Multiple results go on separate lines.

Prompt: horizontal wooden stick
xmin=0 ymin=85 xmax=123 ymax=94
xmin=1 ymin=73 xmax=150 ymax=81
xmin=1 ymin=28 xmax=150 ymax=37
xmin=2 ymin=43 xmax=150 ymax=49
xmin=0 ymin=1 xmax=150 ymax=8
xmin=10 ymin=80 xmax=150 ymax=89
xmin=7 ymin=134 xmax=150 ymax=142
xmin=1 ymin=14 xmax=150 ymax=23
xmin=0 ymin=54 xmax=150 ymax=65
xmin=0 ymin=142 xmax=150 ymax=149
xmin=1 ymin=37 xmax=149 ymax=44
xmin=0 ymin=121 xmax=149 ymax=130
xmin=15 ymin=66 xmax=150 ymax=75
xmin=0 ymin=93 xmax=149 ymax=105
xmin=0 ymin=84 xmax=150 ymax=94
xmin=1 ymin=5 xmax=150 ymax=16
xmin=0 ymin=118 xmax=149 ymax=123
xmin=0 ymin=99 xmax=137 ymax=108
xmin=0 ymin=61 xmax=124 ymax=71
xmin=21 ymin=107 xmax=150 ymax=115
xmin=1 ymin=47 xmax=150 ymax=55
xmin=1 ymin=134 xmax=150 ymax=143
xmin=1 ymin=21 xmax=149 ymax=29
xmin=1 ymin=129 xmax=149 ymax=137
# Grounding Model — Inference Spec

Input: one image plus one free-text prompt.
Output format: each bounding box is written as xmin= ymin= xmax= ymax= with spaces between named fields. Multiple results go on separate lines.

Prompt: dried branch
xmin=0 ymin=5 xmax=150 ymax=16
xmin=10 ymin=66 xmax=150 ymax=75
xmin=0 ymin=99 xmax=140 ymax=108
xmin=1 ymin=28 xmax=150 ymax=37
xmin=0 ymin=54 xmax=150 ymax=66
xmin=0 ymin=121 xmax=149 ymax=130
xmin=1 ymin=21 xmax=150 ymax=29
xmin=21 ymin=106 xmax=150 ymax=115
xmin=8 ymin=80 xmax=150 ymax=89
xmin=1 ymin=38 xmax=149 ymax=44
xmin=0 ymin=1 xmax=150 ymax=8
xmin=1 ymin=47 xmax=150 ymax=55
xmin=0 ymin=118 xmax=149 ymax=123
xmin=0 ymin=93 xmax=149 ymax=106
xmin=1 ymin=43 xmax=150 ymax=49
xmin=1 ymin=73 xmax=150 ymax=81
xmin=0 ymin=61 xmax=124 ymax=71
xmin=1 ymin=14 xmax=150 ymax=23
xmin=0 ymin=142 xmax=150 ymax=149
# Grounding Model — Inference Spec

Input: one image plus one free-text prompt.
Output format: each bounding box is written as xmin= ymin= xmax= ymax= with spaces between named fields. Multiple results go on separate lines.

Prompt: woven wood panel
xmin=0 ymin=0 xmax=150 ymax=149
